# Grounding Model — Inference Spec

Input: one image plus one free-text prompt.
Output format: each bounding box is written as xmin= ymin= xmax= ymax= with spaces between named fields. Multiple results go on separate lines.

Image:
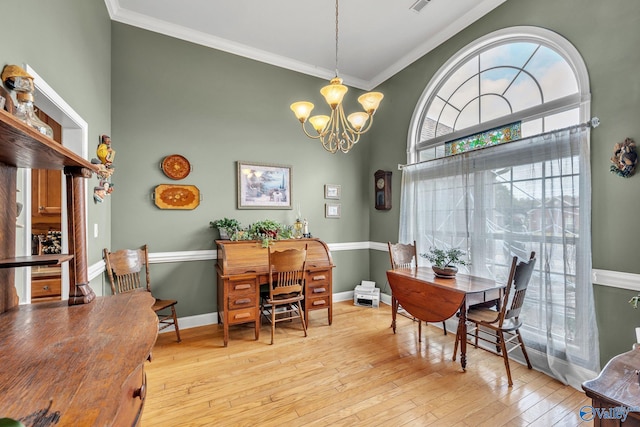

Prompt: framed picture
xmin=237 ymin=161 xmax=292 ymax=209
xmin=324 ymin=184 xmax=341 ymax=199
xmin=325 ymin=203 xmax=341 ymax=218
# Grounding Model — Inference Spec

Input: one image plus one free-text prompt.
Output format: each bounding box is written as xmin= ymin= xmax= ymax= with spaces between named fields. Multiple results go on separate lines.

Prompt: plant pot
xmin=432 ymin=265 xmax=458 ymax=278
xmin=218 ymin=228 xmax=230 ymax=240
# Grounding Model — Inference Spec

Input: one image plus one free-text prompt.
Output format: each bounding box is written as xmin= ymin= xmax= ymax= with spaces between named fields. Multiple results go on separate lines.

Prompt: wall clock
xmin=374 ymin=169 xmax=392 ymax=210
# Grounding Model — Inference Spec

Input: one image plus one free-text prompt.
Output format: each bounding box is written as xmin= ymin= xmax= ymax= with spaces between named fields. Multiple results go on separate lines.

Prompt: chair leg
xmin=418 ymin=320 xmax=422 ymax=343
xmin=516 ymin=329 xmax=532 ymax=369
xmin=171 ymin=306 xmax=181 ymax=343
xmin=442 ymin=321 xmax=447 ymax=336
xmin=497 ymin=331 xmax=513 ymax=387
xmin=270 ymin=304 xmax=277 ymax=345
xmin=298 ymin=302 xmax=307 ymax=337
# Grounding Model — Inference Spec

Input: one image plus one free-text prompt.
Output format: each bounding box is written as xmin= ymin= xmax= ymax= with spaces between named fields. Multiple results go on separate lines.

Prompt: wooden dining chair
xmin=260 ymin=245 xmax=308 ymax=345
xmin=388 ymin=241 xmax=447 ymax=340
xmin=454 ymin=251 xmax=536 ymax=386
xmin=103 ymin=244 xmax=181 ymax=342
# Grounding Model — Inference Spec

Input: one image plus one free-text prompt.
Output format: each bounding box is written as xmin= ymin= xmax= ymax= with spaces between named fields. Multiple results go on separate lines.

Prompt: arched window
xmin=407 ymin=26 xmax=590 ymax=163
xmin=401 ymin=27 xmax=598 ymax=387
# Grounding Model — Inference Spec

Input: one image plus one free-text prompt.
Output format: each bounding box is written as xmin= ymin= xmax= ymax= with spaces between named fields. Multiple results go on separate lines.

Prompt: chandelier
xmin=290 ymin=0 xmax=384 ymax=154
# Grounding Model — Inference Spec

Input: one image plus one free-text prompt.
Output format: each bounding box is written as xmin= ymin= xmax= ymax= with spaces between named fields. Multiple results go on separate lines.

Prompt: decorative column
xmin=65 ymin=166 xmax=95 ymax=305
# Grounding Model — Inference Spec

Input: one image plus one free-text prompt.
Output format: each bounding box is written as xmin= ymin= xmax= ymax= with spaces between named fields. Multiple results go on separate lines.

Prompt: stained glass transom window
xmin=445 ymin=122 xmax=521 ymax=156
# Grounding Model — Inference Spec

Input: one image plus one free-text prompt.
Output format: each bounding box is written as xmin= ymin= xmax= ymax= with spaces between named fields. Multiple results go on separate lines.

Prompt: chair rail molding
xmin=87 ymin=244 xmax=640 ymax=293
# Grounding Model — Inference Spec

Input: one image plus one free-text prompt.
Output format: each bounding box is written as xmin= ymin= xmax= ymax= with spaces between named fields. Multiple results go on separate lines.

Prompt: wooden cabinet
xmin=31 ymin=168 xmax=62 ymax=216
xmin=31 ymin=107 xmax=62 ymax=227
xmin=0 ymin=109 xmax=158 ymax=426
xmin=216 ymin=238 xmax=334 ymax=346
xmin=216 ymin=273 xmax=260 ymax=347
xmin=0 ymin=292 xmax=158 ymax=426
xmin=582 ymin=347 xmax=640 ymax=426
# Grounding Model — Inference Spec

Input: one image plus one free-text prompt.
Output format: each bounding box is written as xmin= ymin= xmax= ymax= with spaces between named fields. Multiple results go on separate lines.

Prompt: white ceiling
xmin=106 ymin=0 xmax=507 ymax=90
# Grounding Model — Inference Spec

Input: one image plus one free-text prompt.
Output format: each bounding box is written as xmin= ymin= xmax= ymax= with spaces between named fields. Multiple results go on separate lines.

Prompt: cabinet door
xmin=31 ymin=169 xmax=62 ymax=215
xmin=32 ymin=108 xmax=63 ymax=217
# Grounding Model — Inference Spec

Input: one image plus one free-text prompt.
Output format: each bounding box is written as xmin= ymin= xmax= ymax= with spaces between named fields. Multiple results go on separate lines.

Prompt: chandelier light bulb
xmin=309 ymin=115 xmax=331 ymax=133
xmin=358 ymin=92 xmax=384 ymax=115
xmin=320 ymin=78 xmax=348 ymax=109
xmin=290 ymin=101 xmax=314 ymax=122
xmin=347 ymin=112 xmax=369 ymax=131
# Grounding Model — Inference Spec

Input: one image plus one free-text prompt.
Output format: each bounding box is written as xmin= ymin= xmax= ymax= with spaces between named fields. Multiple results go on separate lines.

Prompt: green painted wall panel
xmin=3 ymin=1 xmax=112 ymax=265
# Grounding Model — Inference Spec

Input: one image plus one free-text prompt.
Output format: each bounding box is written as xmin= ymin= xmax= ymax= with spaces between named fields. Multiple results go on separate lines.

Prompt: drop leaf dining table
xmin=386 ymin=267 xmax=504 ymax=370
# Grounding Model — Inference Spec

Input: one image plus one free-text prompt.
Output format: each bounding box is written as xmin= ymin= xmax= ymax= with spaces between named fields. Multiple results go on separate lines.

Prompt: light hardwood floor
xmin=142 ymin=301 xmax=592 ymax=426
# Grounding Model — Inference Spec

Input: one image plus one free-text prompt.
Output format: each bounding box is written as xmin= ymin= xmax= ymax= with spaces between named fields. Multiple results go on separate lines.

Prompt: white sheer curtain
xmin=399 ymin=125 xmax=599 ymax=388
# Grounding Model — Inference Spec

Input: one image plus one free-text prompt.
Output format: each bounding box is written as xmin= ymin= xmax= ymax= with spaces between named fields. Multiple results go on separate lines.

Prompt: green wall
xmin=3 ymin=0 xmax=112 ymax=291
xmin=110 ymin=23 xmax=372 ymax=316
xmin=368 ymin=0 xmax=640 ymax=364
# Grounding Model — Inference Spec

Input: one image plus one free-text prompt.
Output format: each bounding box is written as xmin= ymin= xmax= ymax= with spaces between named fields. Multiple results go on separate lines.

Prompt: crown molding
xmin=106 ymin=0 xmax=505 ymax=91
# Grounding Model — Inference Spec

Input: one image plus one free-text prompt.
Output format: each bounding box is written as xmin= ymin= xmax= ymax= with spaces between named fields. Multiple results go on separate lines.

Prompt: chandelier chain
xmin=334 ymin=0 xmax=339 ymax=77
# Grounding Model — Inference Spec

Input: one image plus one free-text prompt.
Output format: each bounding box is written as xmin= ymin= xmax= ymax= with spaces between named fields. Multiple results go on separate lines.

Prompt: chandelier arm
xmin=337 ymin=104 xmax=356 ymax=135
xmin=300 ymin=122 xmax=323 ymax=139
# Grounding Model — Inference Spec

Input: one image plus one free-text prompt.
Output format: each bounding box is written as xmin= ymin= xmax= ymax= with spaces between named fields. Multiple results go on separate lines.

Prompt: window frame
xmin=407 ymin=26 xmax=591 ymax=164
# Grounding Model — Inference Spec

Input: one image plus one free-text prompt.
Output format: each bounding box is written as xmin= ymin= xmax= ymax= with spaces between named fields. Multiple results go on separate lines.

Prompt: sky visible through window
xmin=420 ymin=41 xmax=579 ymax=151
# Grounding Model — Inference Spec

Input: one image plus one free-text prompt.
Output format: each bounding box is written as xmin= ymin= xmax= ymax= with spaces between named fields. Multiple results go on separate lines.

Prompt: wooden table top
xmin=386 ymin=267 xmax=502 ymax=295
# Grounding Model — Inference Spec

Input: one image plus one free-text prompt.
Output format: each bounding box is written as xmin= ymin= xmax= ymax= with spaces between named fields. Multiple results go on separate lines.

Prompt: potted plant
xmin=420 ymin=246 xmax=469 ymax=278
xmin=248 ymin=219 xmax=284 ymax=248
xmin=209 ymin=217 xmax=241 ymax=240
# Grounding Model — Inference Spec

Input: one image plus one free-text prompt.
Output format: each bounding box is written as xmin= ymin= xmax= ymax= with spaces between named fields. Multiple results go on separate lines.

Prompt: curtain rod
xmin=398 ymin=117 xmax=600 ymax=170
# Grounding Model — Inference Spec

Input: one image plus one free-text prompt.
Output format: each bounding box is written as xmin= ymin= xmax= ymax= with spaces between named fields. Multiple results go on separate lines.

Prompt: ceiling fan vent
xmin=409 ymin=0 xmax=431 ymax=13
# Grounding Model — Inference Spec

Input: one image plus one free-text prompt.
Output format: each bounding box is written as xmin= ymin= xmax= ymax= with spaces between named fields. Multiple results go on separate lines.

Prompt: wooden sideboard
xmin=216 ymin=238 xmax=334 ymax=346
xmin=582 ymin=347 xmax=640 ymax=426
xmin=0 ymin=109 xmax=158 ymax=426
xmin=0 ymin=292 xmax=158 ymax=425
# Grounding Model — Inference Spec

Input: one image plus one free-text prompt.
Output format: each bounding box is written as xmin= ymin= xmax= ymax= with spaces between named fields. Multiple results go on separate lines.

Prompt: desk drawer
xmin=306 ymin=270 xmax=331 ymax=297
xmin=307 ymin=295 xmax=330 ymax=310
xmin=228 ymin=278 xmax=258 ymax=297
xmin=32 ymin=277 xmax=61 ymax=299
xmin=114 ymin=364 xmax=145 ymax=426
xmin=228 ymin=294 xmax=257 ymax=310
xmin=228 ymin=307 xmax=257 ymax=325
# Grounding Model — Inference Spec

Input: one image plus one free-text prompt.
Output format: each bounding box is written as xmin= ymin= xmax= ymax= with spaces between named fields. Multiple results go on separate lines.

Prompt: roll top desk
xmin=215 ymin=238 xmax=334 ymax=346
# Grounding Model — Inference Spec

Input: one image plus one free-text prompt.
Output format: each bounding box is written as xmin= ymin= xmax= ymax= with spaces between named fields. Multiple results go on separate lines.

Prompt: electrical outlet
xmin=93 ymin=223 xmax=99 ymax=238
